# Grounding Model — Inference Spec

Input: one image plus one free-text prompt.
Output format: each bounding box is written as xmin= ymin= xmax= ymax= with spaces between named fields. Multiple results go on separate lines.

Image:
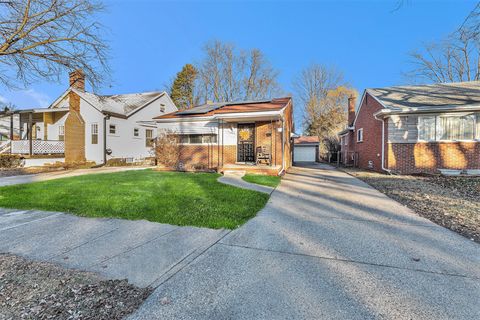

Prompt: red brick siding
xmin=388 ymin=142 xmax=480 ymax=174
xmin=170 ymin=100 xmax=293 ymax=174
xmin=353 ymin=93 xmax=384 ymax=172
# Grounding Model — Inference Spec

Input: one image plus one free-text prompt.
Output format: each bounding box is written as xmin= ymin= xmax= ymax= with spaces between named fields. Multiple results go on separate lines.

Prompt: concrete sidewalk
xmin=0 ymin=166 xmax=155 ymax=187
xmin=131 ymin=163 xmax=480 ymax=319
xmin=0 ymin=208 xmax=228 ymax=288
xmin=218 ymin=171 xmax=274 ymax=194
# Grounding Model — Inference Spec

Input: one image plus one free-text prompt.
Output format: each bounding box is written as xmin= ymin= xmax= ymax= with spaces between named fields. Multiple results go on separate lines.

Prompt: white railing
xmin=0 ymin=141 xmax=10 ymax=154
xmin=11 ymin=140 xmax=65 ymax=155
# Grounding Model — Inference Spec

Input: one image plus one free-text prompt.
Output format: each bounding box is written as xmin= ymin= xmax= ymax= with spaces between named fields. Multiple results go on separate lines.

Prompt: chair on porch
xmin=256 ymin=146 xmax=271 ymax=165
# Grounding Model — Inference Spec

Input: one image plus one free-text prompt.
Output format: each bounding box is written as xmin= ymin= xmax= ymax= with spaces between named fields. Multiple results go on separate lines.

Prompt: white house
xmin=1 ymin=70 xmax=177 ymax=166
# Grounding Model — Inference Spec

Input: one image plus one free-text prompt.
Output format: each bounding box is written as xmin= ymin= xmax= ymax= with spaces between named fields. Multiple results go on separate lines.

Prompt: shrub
xmin=0 ymin=154 xmax=23 ymax=168
xmin=155 ymin=130 xmax=180 ymax=169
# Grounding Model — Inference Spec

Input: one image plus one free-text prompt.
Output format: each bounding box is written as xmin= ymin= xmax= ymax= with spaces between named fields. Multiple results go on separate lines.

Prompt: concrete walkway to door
xmin=132 ymin=163 xmax=480 ymax=320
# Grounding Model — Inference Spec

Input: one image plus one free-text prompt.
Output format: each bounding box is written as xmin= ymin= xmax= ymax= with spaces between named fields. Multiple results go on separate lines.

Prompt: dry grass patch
xmin=344 ymin=169 xmax=480 ymax=243
xmin=0 ymin=254 xmax=152 ymax=319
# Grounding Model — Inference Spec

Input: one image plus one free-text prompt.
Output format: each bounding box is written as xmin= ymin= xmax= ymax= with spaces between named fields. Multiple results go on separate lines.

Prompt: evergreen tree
xmin=170 ymin=64 xmax=198 ymax=110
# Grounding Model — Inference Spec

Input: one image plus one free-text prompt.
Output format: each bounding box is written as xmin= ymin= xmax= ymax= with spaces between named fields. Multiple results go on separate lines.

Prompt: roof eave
xmin=374 ymin=104 xmax=480 ymax=118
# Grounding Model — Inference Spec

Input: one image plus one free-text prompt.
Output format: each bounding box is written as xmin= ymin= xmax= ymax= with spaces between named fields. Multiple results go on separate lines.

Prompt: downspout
xmin=279 ymin=118 xmax=285 ymax=176
xmin=374 ymin=115 xmax=392 ymax=174
xmin=103 ymin=114 xmax=110 ymax=165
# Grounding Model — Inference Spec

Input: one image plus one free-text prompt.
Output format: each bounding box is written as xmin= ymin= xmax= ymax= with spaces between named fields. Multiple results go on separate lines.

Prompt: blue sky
xmin=0 ymin=0 xmax=477 ymax=128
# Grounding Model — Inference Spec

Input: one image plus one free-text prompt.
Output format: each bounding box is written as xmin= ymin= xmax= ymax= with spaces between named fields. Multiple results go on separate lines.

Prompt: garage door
xmin=294 ymin=146 xmax=316 ymax=162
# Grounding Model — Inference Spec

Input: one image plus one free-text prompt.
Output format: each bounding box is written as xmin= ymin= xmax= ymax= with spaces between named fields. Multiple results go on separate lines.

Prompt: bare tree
xmin=294 ymin=64 xmax=356 ymax=156
xmin=408 ymin=3 xmax=480 ymax=83
xmin=196 ymin=40 xmax=280 ymax=103
xmin=294 ymin=63 xmax=344 ymax=108
xmin=0 ymin=0 xmax=109 ymax=90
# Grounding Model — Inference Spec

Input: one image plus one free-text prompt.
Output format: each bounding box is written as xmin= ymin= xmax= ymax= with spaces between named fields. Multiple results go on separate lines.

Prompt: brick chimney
xmin=69 ymin=69 xmax=85 ymax=91
xmin=347 ymin=94 xmax=356 ymax=126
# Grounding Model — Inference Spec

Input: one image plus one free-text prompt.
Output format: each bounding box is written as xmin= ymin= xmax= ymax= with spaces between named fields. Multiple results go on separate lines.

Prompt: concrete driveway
xmin=131 ymin=163 xmax=480 ymax=319
xmin=0 ymin=209 xmax=228 ymax=288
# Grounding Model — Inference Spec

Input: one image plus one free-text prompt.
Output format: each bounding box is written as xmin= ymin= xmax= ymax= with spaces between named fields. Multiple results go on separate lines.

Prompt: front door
xmin=237 ymin=123 xmax=255 ymax=162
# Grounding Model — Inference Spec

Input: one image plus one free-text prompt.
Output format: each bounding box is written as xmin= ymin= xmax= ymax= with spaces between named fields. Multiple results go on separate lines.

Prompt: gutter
xmin=374 ymin=114 xmax=392 ymax=174
xmin=374 ymin=104 xmax=480 ymax=117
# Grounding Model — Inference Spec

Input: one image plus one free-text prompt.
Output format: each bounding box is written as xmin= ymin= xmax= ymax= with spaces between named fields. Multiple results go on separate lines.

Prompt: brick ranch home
xmin=0 ymin=70 xmax=177 ymax=166
xmin=339 ymin=81 xmax=480 ymax=174
xmin=155 ymin=97 xmax=294 ymax=175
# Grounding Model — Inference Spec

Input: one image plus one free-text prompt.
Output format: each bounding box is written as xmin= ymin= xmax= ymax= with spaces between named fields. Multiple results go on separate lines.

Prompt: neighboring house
xmin=155 ymin=97 xmax=294 ymax=175
xmin=1 ymin=70 xmax=177 ymax=165
xmin=293 ymin=136 xmax=319 ymax=162
xmin=0 ymin=114 xmax=19 ymax=140
xmin=339 ymin=81 xmax=480 ymax=174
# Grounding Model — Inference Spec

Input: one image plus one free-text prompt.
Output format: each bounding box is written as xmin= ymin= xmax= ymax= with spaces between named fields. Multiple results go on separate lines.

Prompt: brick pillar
xmin=69 ymin=69 xmax=85 ymax=91
xmin=348 ymin=95 xmax=356 ymax=126
xmin=65 ymin=91 xmax=86 ymax=163
xmin=43 ymin=112 xmax=54 ymax=140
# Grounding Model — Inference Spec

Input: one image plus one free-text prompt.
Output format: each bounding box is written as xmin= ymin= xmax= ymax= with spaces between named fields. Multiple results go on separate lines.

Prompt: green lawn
xmin=242 ymin=174 xmax=281 ymax=188
xmin=0 ymin=170 xmax=269 ymax=229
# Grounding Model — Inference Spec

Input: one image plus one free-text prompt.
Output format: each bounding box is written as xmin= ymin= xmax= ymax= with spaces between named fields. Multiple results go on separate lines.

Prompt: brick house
xmin=0 ymin=70 xmax=177 ymax=166
xmin=155 ymin=98 xmax=294 ymax=175
xmin=339 ymin=81 xmax=480 ymax=174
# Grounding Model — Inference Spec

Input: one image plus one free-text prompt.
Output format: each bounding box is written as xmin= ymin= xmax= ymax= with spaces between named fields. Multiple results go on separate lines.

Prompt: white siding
xmin=46 ymin=113 xmax=68 ymax=140
xmin=157 ymin=120 xmax=238 ymax=146
xmin=79 ymin=98 xmax=105 ymax=164
xmin=388 ymin=115 xmax=418 ymax=143
xmin=104 ymin=95 xmax=176 ymax=161
xmin=44 ymin=92 xmax=177 ymax=164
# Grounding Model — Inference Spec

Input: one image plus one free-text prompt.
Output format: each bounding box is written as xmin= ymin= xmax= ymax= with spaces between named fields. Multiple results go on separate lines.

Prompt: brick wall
xmin=64 ymin=91 xmax=86 ymax=163
xmin=255 ymin=121 xmax=282 ymax=166
xmin=172 ymin=98 xmax=293 ymax=173
xmin=178 ymin=144 xmax=220 ymax=170
xmin=353 ymin=93 xmax=385 ymax=172
xmin=388 ymin=142 xmax=480 ymax=174
xmin=283 ymin=100 xmax=294 ymax=169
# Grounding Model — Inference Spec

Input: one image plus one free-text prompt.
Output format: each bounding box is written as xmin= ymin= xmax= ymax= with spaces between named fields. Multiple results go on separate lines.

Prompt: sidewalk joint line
xmin=219 ymin=242 xmax=479 ymax=280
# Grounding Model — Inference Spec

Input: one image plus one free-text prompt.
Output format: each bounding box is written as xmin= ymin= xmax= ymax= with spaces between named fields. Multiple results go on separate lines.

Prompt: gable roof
xmin=367 ymin=81 xmax=480 ymax=111
xmin=49 ymin=88 xmax=168 ymax=118
xmin=294 ymin=136 xmax=319 ymax=144
xmin=155 ymin=97 xmax=291 ymax=120
xmin=73 ymin=89 xmax=165 ymax=117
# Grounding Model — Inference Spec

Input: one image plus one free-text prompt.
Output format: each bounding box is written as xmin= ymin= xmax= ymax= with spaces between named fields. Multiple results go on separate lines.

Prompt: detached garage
xmin=293 ymin=136 xmax=319 ymax=162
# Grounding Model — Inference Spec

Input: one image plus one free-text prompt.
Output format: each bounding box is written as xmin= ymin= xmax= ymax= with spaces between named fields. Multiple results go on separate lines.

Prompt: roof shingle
xmin=367 ymin=81 xmax=480 ymax=111
xmin=155 ymin=97 xmax=291 ymax=120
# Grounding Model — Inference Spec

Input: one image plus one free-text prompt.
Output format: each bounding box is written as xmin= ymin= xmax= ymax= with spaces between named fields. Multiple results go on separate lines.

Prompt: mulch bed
xmin=0 ymin=254 xmax=152 ymax=320
xmin=0 ymin=167 xmax=64 ymax=178
xmin=344 ymin=169 xmax=480 ymax=243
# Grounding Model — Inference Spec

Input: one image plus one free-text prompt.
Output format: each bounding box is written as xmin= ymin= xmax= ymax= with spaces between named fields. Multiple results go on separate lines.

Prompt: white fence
xmin=0 ymin=141 xmax=10 ymax=154
xmin=11 ymin=140 xmax=65 ymax=155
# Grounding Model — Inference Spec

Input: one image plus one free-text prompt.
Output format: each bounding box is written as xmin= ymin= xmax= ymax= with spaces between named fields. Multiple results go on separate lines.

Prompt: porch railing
xmin=0 ymin=141 xmax=10 ymax=154
xmin=11 ymin=140 xmax=65 ymax=155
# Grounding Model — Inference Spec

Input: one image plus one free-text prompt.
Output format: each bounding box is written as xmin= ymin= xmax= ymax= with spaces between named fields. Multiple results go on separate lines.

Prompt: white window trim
xmin=417 ymin=113 xmax=480 ymax=142
xmin=91 ymin=123 xmax=99 ymax=145
xmin=108 ymin=124 xmax=117 ymax=136
xmin=133 ymin=127 xmax=140 ymax=138
xmin=356 ymin=128 xmax=363 ymax=143
xmin=417 ymin=115 xmax=437 ymax=142
xmin=179 ymin=134 xmax=218 ymax=145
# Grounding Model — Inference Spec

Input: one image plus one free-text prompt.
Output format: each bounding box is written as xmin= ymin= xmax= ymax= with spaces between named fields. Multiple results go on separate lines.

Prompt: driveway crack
xmin=219 ymin=242 xmax=480 ymax=280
